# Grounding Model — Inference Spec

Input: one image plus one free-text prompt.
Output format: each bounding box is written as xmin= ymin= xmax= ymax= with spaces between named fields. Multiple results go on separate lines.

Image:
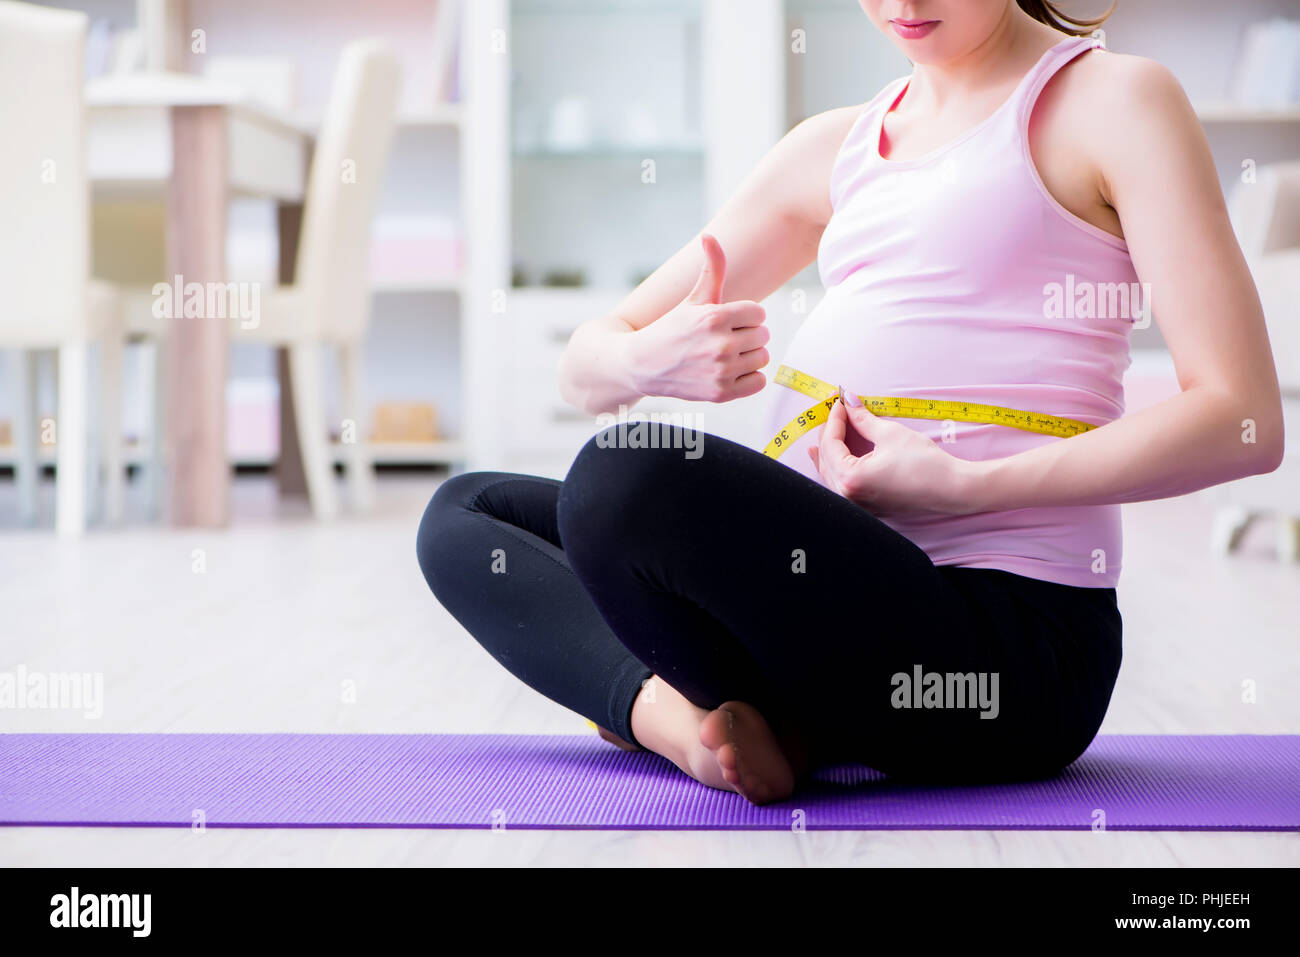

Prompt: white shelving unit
xmin=461 ymin=0 xmax=790 ymax=476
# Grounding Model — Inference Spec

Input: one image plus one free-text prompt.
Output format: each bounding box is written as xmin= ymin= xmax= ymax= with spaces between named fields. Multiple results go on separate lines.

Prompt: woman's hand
xmin=807 ymin=391 xmax=981 ymax=516
xmin=621 ymin=235 xmax=770 ymax=404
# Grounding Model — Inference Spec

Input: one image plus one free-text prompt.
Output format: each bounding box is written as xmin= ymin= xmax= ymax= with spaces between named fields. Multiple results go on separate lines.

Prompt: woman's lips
xmin=890 ymin=19 xmax=940 ymax=40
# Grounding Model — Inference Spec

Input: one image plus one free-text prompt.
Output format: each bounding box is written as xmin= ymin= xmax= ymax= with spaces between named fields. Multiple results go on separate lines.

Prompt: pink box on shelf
xmin=370 ymin=218 xmax=462 ymax=284
xmin=226 ymin=380 xmax=280 ymax=461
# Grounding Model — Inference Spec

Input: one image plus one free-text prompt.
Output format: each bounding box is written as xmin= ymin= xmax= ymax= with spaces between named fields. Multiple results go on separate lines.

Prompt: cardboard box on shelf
xmin=372 ymin=401 xmax=440 ymax=443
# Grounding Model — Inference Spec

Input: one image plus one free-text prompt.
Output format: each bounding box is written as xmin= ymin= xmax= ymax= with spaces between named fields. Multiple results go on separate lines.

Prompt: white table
xmin=86 ymin=72 xmax=313 ymax=526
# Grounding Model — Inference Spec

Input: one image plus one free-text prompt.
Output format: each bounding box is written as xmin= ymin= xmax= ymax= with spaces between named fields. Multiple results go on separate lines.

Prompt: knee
xmin=557 ymin=426 xmax=688 ymax=554
xmin=415 ymin=472 xmax=497 ymax=595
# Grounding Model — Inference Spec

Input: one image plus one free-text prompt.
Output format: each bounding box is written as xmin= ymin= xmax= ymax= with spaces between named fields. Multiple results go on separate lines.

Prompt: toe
xmin=715 ymin=741 xmax=738 ymax=771
xmin=698 ymin=709 xmax=730 ymax=751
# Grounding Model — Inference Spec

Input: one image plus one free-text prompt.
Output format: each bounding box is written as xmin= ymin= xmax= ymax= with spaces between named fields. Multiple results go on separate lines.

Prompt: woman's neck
xmin=904 ymin=12 xmax=1065 ymax=111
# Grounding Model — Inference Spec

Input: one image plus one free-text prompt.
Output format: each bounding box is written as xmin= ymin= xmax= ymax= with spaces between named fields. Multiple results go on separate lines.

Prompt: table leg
xmin=275 ymin=202 xmax=307 ymax=497
xmin=166 ymin=105 xmax=229 ymax=527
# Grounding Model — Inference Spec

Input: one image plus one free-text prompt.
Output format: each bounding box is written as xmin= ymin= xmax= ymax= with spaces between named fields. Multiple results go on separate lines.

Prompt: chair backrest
xmin=0 ymin=1 xmax=88 ymax=345
xmin=294 ymin=40 xmax=401 ymax=343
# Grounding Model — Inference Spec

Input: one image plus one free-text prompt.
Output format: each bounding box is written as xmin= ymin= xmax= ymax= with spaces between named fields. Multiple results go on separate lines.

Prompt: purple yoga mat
xmin=1 ymin=733 xmax=1296 ymax=830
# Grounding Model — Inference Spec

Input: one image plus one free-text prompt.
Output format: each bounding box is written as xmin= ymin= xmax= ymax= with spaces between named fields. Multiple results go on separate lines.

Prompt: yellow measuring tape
xmin=763 ymin=365 xmax=1096 ymax=459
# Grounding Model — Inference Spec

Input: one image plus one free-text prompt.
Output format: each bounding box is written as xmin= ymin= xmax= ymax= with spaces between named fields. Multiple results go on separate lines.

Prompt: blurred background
xmin=0 ymin=0 xmax=1296 ymax=865
xmin=1 ymin=0 xmax=1298 ymax=509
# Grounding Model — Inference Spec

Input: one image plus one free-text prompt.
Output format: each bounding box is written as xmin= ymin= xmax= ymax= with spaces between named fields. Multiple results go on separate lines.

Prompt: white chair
xmin=0 ymin=1 xmax=123 ymax=536
xmin=240 ymin=40 xmax=401 ymax=518
xmin=1214 ymin=162 xmax=1300 ymax=561
xmin=123 ymin=40 xmax=401 ymax=520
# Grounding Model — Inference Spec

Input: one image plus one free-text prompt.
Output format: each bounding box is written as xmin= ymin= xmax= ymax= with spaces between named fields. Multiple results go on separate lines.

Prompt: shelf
xmin=514 ymin=144 xmax=703 ymax=158
xmin=786 ymin=0 xmax=877 ymax=11
xmin=396 ymin=105 xmax=464 ymax=128
xmin=295 ymin=104 xmax=463 ymax=132
xmin=1194 ymin=101 xmax=1300 ymax=123
xmin=234 ymin=442 xmax=467 ymax=468
xmin=514 ymin=0 xmax=701 ymax=18
xmin=0 ymin=439 xmax=465 ymax=469
xmin=360 ymin=440 xmax=465 ymax=465
xmin=371 ymin=277 xmax=463 ymax=295
xmin=0 ymin=444 xmax=153 ymax=468
xmin=509 ymin=285 xmax=635 ymax=301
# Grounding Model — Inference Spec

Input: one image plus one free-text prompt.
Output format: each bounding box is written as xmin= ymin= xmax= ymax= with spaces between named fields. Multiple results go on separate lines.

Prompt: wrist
xmin=616 ymin=327 xmax=653 ymax=398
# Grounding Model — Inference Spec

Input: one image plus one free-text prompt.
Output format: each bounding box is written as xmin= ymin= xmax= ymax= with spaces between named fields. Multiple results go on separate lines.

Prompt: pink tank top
xmin=767 ymin=36 xmax=1137 ymax=588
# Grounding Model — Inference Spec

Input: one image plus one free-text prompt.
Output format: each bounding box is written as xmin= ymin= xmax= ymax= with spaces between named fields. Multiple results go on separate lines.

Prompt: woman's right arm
xmin=557 ymin=106 xmax=863 ymax=416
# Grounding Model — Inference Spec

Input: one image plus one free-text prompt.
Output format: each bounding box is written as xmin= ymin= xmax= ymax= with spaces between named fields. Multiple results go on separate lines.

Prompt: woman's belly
xmin=762 ymin=280 xmax=1127 ymax=588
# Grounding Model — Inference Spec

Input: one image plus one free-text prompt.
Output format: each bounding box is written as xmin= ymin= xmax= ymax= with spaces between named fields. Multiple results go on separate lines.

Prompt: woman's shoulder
xmin=766 ymin=79 xmax=907 ymax=223
xmin=783 ymin=78 xmax=908 ymax=166
xmin=1039 ymin=47 xmax=1201 ymax=179
xmin=1049 ymin=47 xmax=1192 ymax=130
xmin=795 ymin=77 xmax=909 ymax=138
xmin=786 ymin=103 xmax=868 ymax=152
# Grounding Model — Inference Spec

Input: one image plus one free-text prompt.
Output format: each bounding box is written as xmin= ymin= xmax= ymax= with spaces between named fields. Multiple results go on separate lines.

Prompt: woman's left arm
xmin=966 ymin=58 xmax=1284 ymax=511
xmin=814 ymin=58 xmax=1285 ymax=515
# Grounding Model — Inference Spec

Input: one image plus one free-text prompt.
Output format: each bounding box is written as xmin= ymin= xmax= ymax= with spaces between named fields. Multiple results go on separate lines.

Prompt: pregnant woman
xmin=417 ymin=0 xmax=1283 ymax=804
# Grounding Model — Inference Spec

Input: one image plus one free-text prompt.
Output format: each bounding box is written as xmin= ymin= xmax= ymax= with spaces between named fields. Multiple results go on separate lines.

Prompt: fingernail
xmin=840 ymin=386 xmax=861 ymax=408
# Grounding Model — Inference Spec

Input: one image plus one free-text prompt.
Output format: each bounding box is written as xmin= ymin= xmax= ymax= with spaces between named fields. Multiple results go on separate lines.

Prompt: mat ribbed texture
xmin=2 ymin=734 xmax=1296 ymax=830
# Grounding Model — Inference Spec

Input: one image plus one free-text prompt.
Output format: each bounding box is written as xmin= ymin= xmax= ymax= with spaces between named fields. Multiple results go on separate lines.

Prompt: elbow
xmin=556 ymin=355 xmax=605 ymax=418
xmin=557 ymin=354 xmax=576 ymax=405
xmin=563 ymin=390 xmax=600 ymax=419
xmin=1254 ymin=434 xmax=1286 ymax=476
xmin=558 ymin=383 xmax=583 ymax=414
xmin=1206 ymin=383 xmax=1287 ymax=477
xmin=557 ymin=325 xmax=642 ymax=417
xmin=1247 ymin=443 xmax=1285 ymax=477
xmin=556 ymin=358 xmax=590 ymax=416
xmin=1242 ymin=406 xmax=1286 ymax=476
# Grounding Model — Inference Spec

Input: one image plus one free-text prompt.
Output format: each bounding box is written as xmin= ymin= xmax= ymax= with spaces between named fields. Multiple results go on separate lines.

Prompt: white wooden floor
xmin=1 ymin=472 xmax=1297 ymax=867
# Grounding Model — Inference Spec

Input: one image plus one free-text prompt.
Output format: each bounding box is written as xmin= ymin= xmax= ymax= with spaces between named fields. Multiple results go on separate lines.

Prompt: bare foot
xmin=695 ymin=701 xmax=796 ymax=805
xmin=595 ymin=725 xmax=641 ymax=751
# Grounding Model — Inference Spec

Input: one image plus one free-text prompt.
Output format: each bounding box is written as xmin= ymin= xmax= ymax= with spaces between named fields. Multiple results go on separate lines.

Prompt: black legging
xmin=416 ymin=425 xmax=1122 ymax=782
